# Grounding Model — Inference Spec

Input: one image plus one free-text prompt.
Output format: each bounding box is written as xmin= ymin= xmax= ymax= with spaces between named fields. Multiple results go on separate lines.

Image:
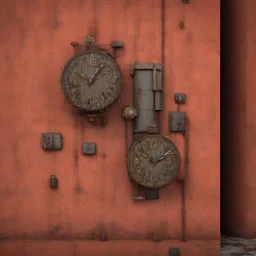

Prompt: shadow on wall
xmin=221 ymin=0 xmax=248 ymax=237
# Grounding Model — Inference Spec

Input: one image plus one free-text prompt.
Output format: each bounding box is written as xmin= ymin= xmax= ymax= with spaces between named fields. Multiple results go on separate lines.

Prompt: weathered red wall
xmin=0 ymin=0 xmax=219 ymax=255
xmin=222 ymin=0 xmax=256 ymax=238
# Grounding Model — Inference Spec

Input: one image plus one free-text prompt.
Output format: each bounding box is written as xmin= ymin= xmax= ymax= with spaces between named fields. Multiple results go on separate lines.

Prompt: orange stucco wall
xmin=222 ymin=0 xmax=256 ymax=238
xmin=0 ymin=0 xmax=219 ymax=255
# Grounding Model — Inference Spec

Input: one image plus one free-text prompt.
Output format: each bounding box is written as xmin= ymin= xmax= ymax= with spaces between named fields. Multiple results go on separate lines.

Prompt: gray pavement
xmin=221 ymin=235 xmax=256 ymax=255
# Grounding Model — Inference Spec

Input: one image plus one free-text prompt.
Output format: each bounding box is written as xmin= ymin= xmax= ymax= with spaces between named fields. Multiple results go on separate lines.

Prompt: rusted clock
xmin=61 ymin=50 xmax=122 ymax=112
xmin=127 ymin=135 xmax=180 ymax=189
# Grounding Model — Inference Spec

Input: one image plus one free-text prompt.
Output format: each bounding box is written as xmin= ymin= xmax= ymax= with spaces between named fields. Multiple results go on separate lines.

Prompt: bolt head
xmin=85 ymin=35 xmax=94 ymax=44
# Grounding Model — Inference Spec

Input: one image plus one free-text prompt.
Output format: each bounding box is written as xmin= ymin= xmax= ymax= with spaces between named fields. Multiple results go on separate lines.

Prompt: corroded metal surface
xmin=127 ymin=135 xmax=180 ymax=189
xmin=61 ymin=50 xmax=122 ymax=112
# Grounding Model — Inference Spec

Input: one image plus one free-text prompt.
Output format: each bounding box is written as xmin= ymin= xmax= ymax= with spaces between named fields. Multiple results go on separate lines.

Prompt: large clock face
xmin=127 ymin=135 xmax=180 ymax=189
xmin=61 ymin=50 xmax=122 ymax=112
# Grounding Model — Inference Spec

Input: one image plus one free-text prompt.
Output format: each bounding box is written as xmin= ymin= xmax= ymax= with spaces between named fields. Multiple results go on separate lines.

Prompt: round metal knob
xmin=85 ymin=35 xmax=94 ymax=45
xmin=122 ymin=106 xmax=138 ymax=120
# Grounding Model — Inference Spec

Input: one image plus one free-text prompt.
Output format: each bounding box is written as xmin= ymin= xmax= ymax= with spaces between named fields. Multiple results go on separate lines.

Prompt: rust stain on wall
xmin=88 ymin=0 xmax=99 ymax=39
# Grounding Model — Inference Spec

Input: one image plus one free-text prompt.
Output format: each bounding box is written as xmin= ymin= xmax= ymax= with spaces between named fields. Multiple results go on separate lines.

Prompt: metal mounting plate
xmin=110 ymin=41 xmax=124 ymax=48
xmin=169 ymin=112 xmax=186 ymax=132
xmin=174 ymin=93 xmax=186 ymax=104
xmin=41 ymin=133 xmax=63 ymax=151
xmin=144 ymin=188 xmax=159 ymax=200
xmin=130 ymin=63 xmax=162 ymax=75
xmin=82 ymin=143 xmax=96 ymax=155
xmin=169 ymin=248 xmax=180 ymax=256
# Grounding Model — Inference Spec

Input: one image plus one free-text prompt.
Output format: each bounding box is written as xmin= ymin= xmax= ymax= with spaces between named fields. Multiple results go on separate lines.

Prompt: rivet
xmin=179 ymin=21 xmax=185 ymax=29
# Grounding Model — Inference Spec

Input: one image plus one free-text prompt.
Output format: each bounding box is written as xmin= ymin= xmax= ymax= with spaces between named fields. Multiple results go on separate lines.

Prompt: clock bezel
xmin=126 ymin=134 xmax=180 ymax=189
xmin=61 ymin=49 xmax=123 ymax=112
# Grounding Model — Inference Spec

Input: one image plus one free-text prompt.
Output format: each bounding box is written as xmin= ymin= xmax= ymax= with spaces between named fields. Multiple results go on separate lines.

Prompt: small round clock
xmin=61 ymin=50 xmax=122 ymax=112
xmin=127 ymin=135 xmax=180 ymax=189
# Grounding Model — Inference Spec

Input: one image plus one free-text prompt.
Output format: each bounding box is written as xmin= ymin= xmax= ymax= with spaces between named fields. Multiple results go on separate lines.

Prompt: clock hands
xmin=140 ymin=149 xmax=174 ymax=182
xmin=149 ymin=161 xmax=156 ymax=178
xmin=73 ymin=61 xmax=103 ymax=85
xmin=154 ymin=149 xmax=174 ymax=163
xmin=139 ymin=152 xmax=154 ymax=163
xmin=88 ymin=61 xmax=105 ymax=85
xmin=145 ymin=150 xmax=173 ymax=183
xmin=74 ymin=70 xmax=89 ymax=80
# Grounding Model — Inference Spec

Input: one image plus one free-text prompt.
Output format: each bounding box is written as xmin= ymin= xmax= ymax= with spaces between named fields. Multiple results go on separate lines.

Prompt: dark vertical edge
xmin=220 ymin=0 xmax=225 ymax=236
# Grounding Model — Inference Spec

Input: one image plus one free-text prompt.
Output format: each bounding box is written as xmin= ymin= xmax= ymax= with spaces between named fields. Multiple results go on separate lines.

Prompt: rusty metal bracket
xmin=144 ymin=188 xmax=159 ymax=200
xmin=174 ymin=93 xmax=186 ymax=104
xmin=133 ymin=187 xmax=159 ymax=200
xmin=147 ymin=124 xmax=160 ymax=134
xmin=70 ymin=41 xmax=84 ymax=54
xmin=110 ymin=41 xmax=124 ymax=59
xmin=99 ymin=230 xmax=107 ymax=242
xmin=130 ymin=63 xmax=162 ymax=76
xmin=70 ymin=36 xmax=124 ymax=59
xmin=87 ymin=113 xmax=106 ymax=127
xmin=133 ymin=195 xmax=146 ymax=200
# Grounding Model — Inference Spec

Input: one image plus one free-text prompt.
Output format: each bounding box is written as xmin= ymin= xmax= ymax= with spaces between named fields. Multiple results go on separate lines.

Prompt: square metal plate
xmin=82 ymin=143 xmax=96 ymax=155
xmin=144 ymin=188 xmax=159 ymax=200
xmin=174 ymin=93 xmax=186 ymax=104
xmin=41 ymin=133 xmax=63 ymax=151
xmin=169 ymin=112 xmax=186 ymax=132
xmin=169 ymin=248 xmax=180 ymax=256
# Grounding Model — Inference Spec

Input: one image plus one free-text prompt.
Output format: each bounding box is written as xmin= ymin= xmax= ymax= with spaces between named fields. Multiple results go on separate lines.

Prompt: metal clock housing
xmin=127 ymin=135 xmax=180 ymax=189
xmin=61 ymin=50 xmax=123 ymax=112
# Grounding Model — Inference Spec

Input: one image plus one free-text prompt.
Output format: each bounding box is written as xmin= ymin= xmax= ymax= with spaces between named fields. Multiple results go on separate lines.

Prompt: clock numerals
xmin=150 ymin=140 xmax=158 ymax=149
xmin=136 ymin=147 xmax=150 ymax=159
xmin=133 ymin=156 xmax=141 ymax=165
xmin=150 ymin=173 xmax=157 ymax=182
xmin=140 ymin=140 xmax=150 ymax=151
xmin=87 ymin=55 xmax=104 ymax=67
xmin=166 ymin=156 xmax=173 ymax=163
xmin=90 ymin=58 xmax=97 ymax=67
xmin=146 ymin=138 xmax=163 ymax=149
xmin=85 ymin=98 xmax=94 ymax=107
xmin=104 ymin=67 xmax=113 ymax=75
xmin=77 ymin=57 xmax=86 ymax=70
xmin=70 ymin=88 xmax=80 ymax=101
xmin=100 ymin=92 xmax=108 ymax=101
xmin=107 ymin=88 xmax=115 ymax=98
xmin=109 ymin=76 xmax=116 ymax=84
xmin=142 ymin=173 xmax=149 ymax=183
xmin=134 ymin=166 xmax=143 ymax=174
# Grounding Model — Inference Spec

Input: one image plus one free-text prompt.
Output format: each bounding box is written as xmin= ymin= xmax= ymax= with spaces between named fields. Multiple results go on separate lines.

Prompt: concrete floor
xmin=221 ymin=235 xmax=256 ymax=255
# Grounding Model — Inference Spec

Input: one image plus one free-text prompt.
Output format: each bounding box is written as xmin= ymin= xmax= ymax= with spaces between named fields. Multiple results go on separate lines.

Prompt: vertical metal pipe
xmin=133 ymin=70 xmax=156 ymax=133
xmin=160 ymin=0 xmax=165 ymax=113
xmin=182 ymin=117 xmax=189 ymax=242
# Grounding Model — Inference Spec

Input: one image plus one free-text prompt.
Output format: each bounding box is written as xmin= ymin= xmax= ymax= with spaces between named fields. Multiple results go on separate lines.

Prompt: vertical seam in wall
xmin=160 ymin=0 xmax=165 ymax=131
